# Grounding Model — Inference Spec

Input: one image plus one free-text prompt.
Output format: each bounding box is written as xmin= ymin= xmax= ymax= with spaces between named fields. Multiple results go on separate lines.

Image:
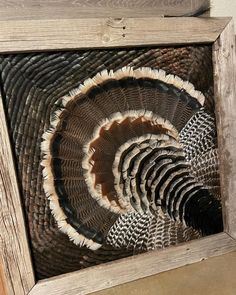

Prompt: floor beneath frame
xmin=92 ymin=251 xmax=236 ymax=295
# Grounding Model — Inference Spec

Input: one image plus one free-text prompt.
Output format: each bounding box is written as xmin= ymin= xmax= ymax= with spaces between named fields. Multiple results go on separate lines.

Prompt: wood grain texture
xmin=0 ymin=0 xmax=210 ymax=20
xmin=29 ymin=233 xmax=236 ymax=295
xmin=0 ymin=259 xmax=7 ymax=295
xmin=213 ymin=20 xmax=236 ymax=239
xmin=0 ymin=94 xmax=35 ymax=295
xmin=0 ymin=17 xmax=229 ymax=54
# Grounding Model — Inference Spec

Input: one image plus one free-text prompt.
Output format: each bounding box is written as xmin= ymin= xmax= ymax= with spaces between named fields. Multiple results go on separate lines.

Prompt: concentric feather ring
xmin=41 ymin=66 xmax=223 ymax=251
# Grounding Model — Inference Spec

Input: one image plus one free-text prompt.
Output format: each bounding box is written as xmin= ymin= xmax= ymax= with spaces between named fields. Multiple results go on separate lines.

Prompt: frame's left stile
xmin=0 ymin=94 xmax=35 ymax=295
xmin=0 ymin=16 xmax=236 ymax=295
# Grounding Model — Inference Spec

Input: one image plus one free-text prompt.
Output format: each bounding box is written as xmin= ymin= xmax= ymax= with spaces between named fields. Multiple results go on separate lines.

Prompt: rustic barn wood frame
xmin=0 ymin=16 xmax=236 ymax=295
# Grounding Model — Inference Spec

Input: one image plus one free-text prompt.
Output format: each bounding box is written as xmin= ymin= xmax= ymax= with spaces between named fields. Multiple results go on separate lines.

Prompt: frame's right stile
xmin=213 ymin=19 xmax=236 ymax=239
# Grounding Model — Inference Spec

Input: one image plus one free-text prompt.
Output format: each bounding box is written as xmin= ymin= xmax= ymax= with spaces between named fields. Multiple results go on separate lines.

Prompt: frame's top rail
xmin=0 ymin=17 xmax=231 ymax=54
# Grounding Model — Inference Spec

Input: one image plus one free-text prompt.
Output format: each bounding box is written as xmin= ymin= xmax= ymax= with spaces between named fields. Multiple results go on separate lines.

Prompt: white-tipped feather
xmin=92 ymin=69 xmax=110 ymax=84
xmin=62 ymin=95 xmax=73 ymax=106
xmin=60 ymin=67 xmax=205 ymax=113
xmin=41 ymin=105 xmax=105 ymax=250
xmin=80 ymin=77 xmax=97 ymax=93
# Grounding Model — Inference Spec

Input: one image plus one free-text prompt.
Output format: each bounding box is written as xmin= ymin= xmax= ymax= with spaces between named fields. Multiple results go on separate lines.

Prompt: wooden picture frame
xmin=0 ymin=16 xmax=236 ymax=295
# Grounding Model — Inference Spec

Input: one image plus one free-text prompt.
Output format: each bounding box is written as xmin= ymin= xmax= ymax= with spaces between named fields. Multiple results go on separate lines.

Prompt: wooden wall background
xmin=0 ymin=0 xmax=210 ymax=20
xmin=211 ymin=0 xmax=236 ymax=28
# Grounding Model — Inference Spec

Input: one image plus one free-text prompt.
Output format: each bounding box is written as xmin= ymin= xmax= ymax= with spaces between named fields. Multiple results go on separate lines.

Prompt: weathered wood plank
xmin=0 ymin=259 xmax=7 ymax=295
xmin=213 ymin=20 xmax=236 ymax=239
xmin=0 ymin=17 xmax=229 ymax=54
xmin=0 ymin=0 xmax=210 ymax=20
xmin=29 ymin=233 xmax=236 ymax=295
xmin=0 ymin=94 xmax=35 ymax=295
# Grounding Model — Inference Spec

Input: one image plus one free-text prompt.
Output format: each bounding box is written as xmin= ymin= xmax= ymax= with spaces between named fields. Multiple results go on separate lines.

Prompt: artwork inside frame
xmin=0 ymin=43 xmax=223 ymax=279
xmin=0 ymin=16 xmax=235 ymax=295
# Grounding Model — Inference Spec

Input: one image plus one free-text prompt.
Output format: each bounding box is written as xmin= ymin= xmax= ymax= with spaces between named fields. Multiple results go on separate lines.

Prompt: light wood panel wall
xmin=0 ymin=0 xmax=210 ymax=20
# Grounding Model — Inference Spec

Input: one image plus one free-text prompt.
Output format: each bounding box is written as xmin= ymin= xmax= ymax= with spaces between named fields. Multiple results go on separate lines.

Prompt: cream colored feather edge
xmin=41 ymin=66 xmax=205 ymax=250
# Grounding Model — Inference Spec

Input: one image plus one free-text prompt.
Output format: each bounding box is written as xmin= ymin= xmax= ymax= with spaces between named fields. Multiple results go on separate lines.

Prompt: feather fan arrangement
xmin=41 ymin=67 xmax=223 ymax=252
xmin=0 ymin=46 xmax=221 ymax=278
